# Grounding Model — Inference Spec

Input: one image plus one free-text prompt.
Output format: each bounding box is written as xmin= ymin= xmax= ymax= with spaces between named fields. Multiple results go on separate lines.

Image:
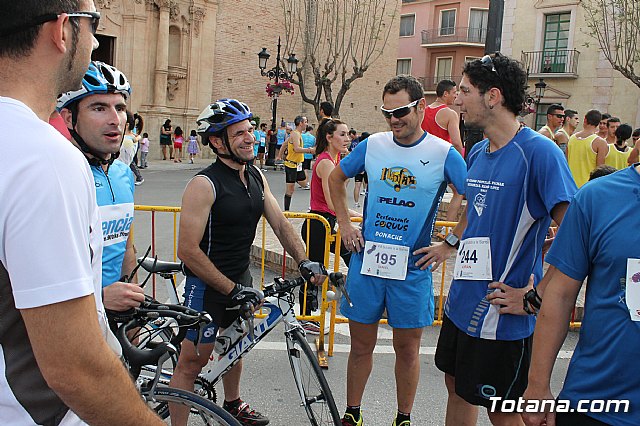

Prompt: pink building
xmin=398 ymin=0 xmax=489 ymax=100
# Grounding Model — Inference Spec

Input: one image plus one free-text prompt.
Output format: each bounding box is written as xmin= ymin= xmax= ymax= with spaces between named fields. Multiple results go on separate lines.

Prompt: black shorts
xmin=202 ymin=269 xmax=253 ymax=329
xmin=302 ymin=158 xmax=312 ymax=170
xmin=258 ymin=145 xmax=266 ymax=154
xmin=354 ymin=172 xmax=366 ymax=182
xmin=285 ymin=165 xmax=306 ymax=183
xmin=435 ymin=315 xmax=532 ymax=409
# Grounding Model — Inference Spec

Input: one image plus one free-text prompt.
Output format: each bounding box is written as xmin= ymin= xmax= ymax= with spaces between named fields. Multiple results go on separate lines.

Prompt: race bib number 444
xmin=361 ymin=241 xmax=409 ymax=280
xmin=453 ymin=237 xmax=492 ymax=280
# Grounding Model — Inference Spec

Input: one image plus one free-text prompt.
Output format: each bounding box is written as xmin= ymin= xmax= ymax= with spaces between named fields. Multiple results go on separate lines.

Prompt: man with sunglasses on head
xmin=329 ymin=75 xmax=467 ymax=426
xmin=538 ymin=104 xmax=565 ymax=142
xmin=0 ymin=1 xmax=162 ymax=424
xmin=417 ymin=53 xmax=576 ymax=426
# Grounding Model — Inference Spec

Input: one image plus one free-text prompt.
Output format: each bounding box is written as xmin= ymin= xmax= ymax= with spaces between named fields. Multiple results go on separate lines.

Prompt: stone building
xmin=502 ymin=0 xmax=640 ymax=129
xmin=93 ymin=0 xmax=400 ymax=158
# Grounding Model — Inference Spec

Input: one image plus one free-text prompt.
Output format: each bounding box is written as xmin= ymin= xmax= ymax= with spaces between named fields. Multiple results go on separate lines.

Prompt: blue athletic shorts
xmin=339 ymin=252 xmax=434 ymax=328
xmin=183 ymin=275 xmax=218 ymax=344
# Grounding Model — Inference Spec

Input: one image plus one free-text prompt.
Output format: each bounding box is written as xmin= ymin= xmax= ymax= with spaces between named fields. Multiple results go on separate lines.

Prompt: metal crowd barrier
xmin=133 ymin=205 xmax=582 ymax=368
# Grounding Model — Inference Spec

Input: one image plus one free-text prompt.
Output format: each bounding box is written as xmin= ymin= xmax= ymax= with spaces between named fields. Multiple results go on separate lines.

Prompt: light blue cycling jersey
xmin=93 ymin=159 xmax=135 ymax=287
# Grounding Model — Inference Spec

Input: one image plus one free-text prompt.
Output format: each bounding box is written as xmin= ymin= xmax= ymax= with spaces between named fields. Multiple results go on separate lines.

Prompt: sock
xmin=395 ymin=410 xmax=410 ymax=424
xmin=284 ymin=194 xmax=292 ymax=211
xmin=345 ymin=405 xmax=361 ymax=420
xmin=223 ymin=398 xmax=241 ymax=409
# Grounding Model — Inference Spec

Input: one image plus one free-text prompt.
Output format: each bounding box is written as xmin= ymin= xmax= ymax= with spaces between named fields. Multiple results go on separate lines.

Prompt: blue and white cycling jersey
xmin=446 ymin=127 xmax=576 ymax=340
xmin=93 ymin=160 xmax=135 ymax=287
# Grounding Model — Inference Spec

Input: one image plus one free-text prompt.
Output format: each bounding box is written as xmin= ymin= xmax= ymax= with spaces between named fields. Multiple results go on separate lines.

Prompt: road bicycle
xmin=113 ymin=300 xmax=241 ymax=425
xmin=135 ymin=257 xmax=349 ymax=426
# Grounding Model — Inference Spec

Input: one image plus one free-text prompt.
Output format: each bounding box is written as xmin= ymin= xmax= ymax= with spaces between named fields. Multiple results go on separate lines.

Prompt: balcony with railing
xmin=418 ymin=75 xmax=462 ymax=93
xmin=421 ymin=27 xmax=487 ymax=46
xmin=521 ymin=49 xmax=580 ymax=78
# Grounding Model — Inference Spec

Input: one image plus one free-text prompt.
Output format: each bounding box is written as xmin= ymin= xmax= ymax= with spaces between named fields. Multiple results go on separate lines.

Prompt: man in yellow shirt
xmin=283 ymin=115 xmax=314 ymax=210
xmin=604 ymin=123 xmax=632 ymax=170
xmin=567 ymin=109 xmax=608 ymax=188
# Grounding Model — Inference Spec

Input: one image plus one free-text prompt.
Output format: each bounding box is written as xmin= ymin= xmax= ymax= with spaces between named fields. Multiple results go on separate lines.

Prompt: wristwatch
xmin=444 ymin=233 xmax=460 ymax=249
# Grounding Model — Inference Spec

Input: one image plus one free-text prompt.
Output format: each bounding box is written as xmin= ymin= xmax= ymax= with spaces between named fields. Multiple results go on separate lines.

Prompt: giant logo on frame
xmin=380 ymin=167 xmax=417 ymax=192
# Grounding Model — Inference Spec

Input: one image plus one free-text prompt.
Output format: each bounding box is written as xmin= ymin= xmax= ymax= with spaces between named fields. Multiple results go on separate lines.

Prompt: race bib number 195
xmin=360 ymin=241 xmax=409 ymax=281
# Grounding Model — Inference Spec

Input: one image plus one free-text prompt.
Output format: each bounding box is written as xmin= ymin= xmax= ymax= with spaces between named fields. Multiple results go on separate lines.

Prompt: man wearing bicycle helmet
xmin=169 ymin=98 xmax=326 ymax=425
xmin=58 ymin=61 xmax=145 ymax=312
xmin=0 ymin=1 xmax=162 ymax=424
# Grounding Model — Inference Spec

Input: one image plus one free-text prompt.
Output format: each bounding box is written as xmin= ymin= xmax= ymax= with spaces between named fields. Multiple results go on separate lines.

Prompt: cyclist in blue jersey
xmin=58 ymin=61 xmax=145 ymax=312
xmin=418 ymin=53 xmax=577 ymax=426
xmin=329 ymin=75 xmax=467 ymax=426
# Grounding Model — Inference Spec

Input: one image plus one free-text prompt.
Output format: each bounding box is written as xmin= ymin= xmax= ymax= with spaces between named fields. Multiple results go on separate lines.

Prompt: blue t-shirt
xmin=546 ymin=166 xmax=640 ymax=425
xmin=446 ymin=127 xmax=577 ymax=340
xmin=94 ymin=160 xmax=135 ymax=287
xmin=301 ymin=132 xmax=315 ymax=160
xmin=253 ymin=130 xmax=261 ymax=156
xmin=276 ymin=129 xmax=286 ymax=147
xmin=340 ymin=131 xmax=467 ymax=323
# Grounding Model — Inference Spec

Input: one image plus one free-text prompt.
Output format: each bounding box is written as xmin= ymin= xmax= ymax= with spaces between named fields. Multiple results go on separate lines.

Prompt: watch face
xmin=446 ymin=233 xmax=458 ymax=246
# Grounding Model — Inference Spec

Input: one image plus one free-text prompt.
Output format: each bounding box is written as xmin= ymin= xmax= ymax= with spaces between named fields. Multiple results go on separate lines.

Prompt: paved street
xmin=131 ymin=157 xmax=577 ymax=425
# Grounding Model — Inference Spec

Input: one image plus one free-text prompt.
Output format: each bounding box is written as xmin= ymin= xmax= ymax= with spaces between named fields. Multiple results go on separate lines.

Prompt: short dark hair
xmin=125 ymin=110 xmax=135 ymax=130
xmin=607 ymin=117 xmax=621 ymax=127
xmin=633 ymin=128 xmax=640 ymax=138
xmin=349 ymin=128 xmax=357 ymax=135
xmin=0 ymin=0 xmax=79 ymax=58
xmin=589 ymin=164 xmax=617 ymax=181
xmin=294 ymin=115 xmax=306 ymax=126
xmin=142 ymin=132 xmax=149 ymax=138
xmin=306 ymin=125 xmax=313 ymax=132
xmin=601 ymin=113 xmax=611 ymax=121
xmin=436 ymin=79 xmax=457 ymax=97
xmin=462 ymin=53 xmax=527 ymax=116
xmin=615 ymin=123 xmax=632 ymax=142
xmin=564 ymin=109 xmax=578 ymax=118
xmin=320 ymin=101 xmax=334 ymax=117
xmin=546 ymin=104 xmax=564 ymax=115
xmin=383 ymin=75 xmax=424 ymax=102
xmin=584 ymin=110 xmax=602 ymax=127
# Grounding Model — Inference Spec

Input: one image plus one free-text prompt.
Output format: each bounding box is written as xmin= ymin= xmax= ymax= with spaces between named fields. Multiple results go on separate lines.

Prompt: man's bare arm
xmin=329 ymin=165 xmax=364 ymax=252
xmin=21 ymin=296 xmax=163 ymax=426
xmin=594 ymin=137 xmax=608 ymax=166
xmin=442 ymin=109 xmax=464 ymax=154
xmin=178 ymin=176 xmax=235 ymax=295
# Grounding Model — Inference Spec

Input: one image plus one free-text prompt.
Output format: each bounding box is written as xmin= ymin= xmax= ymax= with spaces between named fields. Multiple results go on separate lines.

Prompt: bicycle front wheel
xmin=286 ymin=328 xmax=341 ymax=425
xmin=150 ymin=386 xmax=240 ymax=425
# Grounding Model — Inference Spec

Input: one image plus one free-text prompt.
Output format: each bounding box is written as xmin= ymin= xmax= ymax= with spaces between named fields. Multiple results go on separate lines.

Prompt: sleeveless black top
xmin=184 ymin=160 xmax=265 ymax=281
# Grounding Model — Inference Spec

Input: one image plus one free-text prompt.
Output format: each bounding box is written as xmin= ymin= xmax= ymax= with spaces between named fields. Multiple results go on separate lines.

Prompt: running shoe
xmin=342 ymin=412 xmax=363 ymax=425
xmin=303 ymin=183 xmax=311 ymax=190
xmin=134 ymin=178 xmax=144 ymax=186
xmin=300 ymin=320 xmax=321 ymax=335
xmin=223 ymin=400 xmax=269 ymax=425
xmin=392 ymin=420 xmax=410 ymax=426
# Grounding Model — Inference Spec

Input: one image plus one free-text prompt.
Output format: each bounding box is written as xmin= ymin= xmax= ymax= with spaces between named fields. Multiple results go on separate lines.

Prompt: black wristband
xmin=523 ymin=287 xmax=542 ymax=315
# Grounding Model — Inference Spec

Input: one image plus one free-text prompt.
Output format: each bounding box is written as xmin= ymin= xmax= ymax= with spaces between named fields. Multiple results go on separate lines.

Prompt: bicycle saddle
xmin=138 ymin=257 xmax=183 ymax=274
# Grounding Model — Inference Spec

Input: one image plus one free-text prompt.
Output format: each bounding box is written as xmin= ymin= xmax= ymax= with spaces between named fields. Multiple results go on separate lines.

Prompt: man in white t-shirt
xmin=0 ymin=1 xmax=162 ymax=424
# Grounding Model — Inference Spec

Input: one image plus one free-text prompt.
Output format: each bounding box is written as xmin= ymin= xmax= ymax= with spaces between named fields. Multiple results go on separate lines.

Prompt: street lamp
xmin=522 ymin=77 xmax=546 ymax=117
xmin=257 ymin=37 xmax=297 ymax=166
xmin=534 ymin=78 xmax=547 ymax=103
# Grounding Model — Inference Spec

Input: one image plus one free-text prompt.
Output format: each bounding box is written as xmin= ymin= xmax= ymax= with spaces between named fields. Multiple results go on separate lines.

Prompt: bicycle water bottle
xmin=213 ymin=317 xmax=248 ymax=355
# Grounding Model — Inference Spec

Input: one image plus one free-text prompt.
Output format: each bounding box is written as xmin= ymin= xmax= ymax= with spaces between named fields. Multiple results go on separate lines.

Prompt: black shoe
xmin=224 ymin=400 xmax=269 ymax=425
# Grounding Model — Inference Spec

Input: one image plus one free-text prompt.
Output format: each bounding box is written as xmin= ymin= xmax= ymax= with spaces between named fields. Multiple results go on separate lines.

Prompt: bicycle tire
xmin=286 ymin=328 xmax=341 ymax=425
xmin=150 ymin=386 xmax=241 ymax=425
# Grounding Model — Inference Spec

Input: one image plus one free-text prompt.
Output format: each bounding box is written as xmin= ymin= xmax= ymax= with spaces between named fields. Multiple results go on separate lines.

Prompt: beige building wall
xmin=95 ymin=0 xmax=400 ymax=159
xmin=502 ymin=0 xmax=640 ymax=129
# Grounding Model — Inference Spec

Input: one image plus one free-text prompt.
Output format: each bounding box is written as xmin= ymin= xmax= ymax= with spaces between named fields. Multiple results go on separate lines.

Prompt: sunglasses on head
xmin=480 ymin=55 xmax=499 ymax=75
xmin=380 ymin=99 xmax=420 ymax=119
xmin=0 ymin=11 xmax=101 ymax=37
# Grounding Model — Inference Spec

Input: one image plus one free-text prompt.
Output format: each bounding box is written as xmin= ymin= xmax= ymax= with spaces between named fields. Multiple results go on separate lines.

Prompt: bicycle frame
xmin=200 ymin=294 xmax=299 ymax=386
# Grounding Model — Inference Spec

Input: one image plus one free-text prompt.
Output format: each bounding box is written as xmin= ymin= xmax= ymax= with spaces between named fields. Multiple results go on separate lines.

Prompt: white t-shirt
xmin=0 ymin=97 xmax=117 ymax=425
